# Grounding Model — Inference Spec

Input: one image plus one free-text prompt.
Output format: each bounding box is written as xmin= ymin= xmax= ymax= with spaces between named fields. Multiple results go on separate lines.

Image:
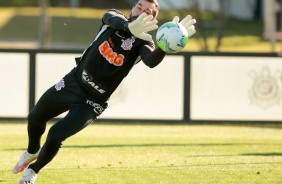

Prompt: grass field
xmin=1 ymin=122 xmax=281 ymax=184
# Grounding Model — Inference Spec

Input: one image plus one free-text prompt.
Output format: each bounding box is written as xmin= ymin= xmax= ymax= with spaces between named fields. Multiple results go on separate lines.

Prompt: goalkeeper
xmin=13 ymin=0 xmax=196 ymax=183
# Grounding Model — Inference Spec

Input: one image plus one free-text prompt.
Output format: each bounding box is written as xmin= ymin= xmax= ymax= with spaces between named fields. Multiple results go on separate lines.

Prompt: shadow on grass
xmin=63 ymin=144 xmax=282 ymax=157
xmin=241 ymin=153 xmax=282 ymax=156
xmin=4 ymin=143 xmax=282 ymax=150
xmin=4 ymin=144 xmax=282 ymax=158
xmin=61 ymin=143 xmax=282 ymax=148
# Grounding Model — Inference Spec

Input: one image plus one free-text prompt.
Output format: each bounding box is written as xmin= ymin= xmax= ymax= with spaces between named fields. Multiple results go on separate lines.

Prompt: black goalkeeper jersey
xmin=74 ymin=9 xmax=166 ymax=103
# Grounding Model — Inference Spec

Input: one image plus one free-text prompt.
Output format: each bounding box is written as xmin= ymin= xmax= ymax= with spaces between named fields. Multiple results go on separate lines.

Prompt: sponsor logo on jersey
xmin=55 ymin=79 xmax=65 ymax=91
xmin=108 ymin=37 xmax=115 ymax=48
xmin=121 ymin=36 xmax=135 ymax=50
xmin=82 ymin=70 xmax=106 ymax=94
xmin=99 ymin=41 xmax=125 ymax=66
xmin=86 ymin=99 xmax=104 ymax=115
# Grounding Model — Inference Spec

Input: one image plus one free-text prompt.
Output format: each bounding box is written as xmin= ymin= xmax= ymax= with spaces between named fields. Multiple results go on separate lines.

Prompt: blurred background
xmin=1 ymin=0 xmax=282 ymax=123
xmin=0 ymin=0 xmax=281 ymax=53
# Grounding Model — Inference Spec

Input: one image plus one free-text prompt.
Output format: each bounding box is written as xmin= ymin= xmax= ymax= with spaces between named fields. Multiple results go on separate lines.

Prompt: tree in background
xmin=39 ymin=0 xmax=52 ymax=48
xmin=0 ymin=0 xmax=38 ymax=6
xmin=192 ymin=0 xmax=226 ymax=52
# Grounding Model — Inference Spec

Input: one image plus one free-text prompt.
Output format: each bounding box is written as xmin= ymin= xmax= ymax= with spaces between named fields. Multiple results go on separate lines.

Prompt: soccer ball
xmin=156 ymin=21 xmax=188 ymax=53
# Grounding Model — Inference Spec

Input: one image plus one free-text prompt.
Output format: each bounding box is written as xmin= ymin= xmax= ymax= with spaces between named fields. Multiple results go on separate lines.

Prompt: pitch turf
xmin=1 ymin=122 xmax=282 ymax=184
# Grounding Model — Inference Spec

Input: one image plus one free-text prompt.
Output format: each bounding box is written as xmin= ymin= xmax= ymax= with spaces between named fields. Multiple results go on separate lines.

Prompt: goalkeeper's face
xmin=130 ymin=0 xmax=159 ymax=21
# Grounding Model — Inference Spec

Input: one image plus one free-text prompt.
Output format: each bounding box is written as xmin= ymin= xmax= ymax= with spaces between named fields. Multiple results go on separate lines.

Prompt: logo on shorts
xmin=86 ymin=99 xmax=104 ymax=115
xmin=55 ymin=79 xmax=65 ymax=91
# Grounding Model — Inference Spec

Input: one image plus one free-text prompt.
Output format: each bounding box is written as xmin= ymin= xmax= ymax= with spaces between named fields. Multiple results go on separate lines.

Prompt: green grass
xmin=0 ymin=7 xmax=281 ymax=52
xmin=1 ymin=122 xmax=282 ymax=184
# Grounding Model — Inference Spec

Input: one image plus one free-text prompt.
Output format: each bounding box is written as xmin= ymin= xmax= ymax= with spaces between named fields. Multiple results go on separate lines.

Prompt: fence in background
xmin=0 ymin=49 xmax=280 ymax=123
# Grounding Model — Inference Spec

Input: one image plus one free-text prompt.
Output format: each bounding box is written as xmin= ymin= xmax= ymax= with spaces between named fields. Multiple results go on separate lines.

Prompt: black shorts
xmin=30 ymin=69 xmax=108 ymax=123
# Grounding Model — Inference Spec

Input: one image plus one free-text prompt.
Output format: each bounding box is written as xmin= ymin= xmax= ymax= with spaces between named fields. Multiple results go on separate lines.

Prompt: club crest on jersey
xmin=121 ymin=37 xmax=135 ymax=50
xmin=55 ymin=79 xmax=65 ymax=91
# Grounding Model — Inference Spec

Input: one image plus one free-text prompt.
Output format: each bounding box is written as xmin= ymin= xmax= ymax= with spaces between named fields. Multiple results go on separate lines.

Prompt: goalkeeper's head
xmin=130 ymin=0 xmax=160 ymax=21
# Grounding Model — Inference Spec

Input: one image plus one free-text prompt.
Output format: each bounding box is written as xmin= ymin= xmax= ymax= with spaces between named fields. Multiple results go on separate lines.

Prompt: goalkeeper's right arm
xmin=102 ymin=9 xmax=130 ymax=31
xmin=103 ymin=10 xmax=158 ymax=41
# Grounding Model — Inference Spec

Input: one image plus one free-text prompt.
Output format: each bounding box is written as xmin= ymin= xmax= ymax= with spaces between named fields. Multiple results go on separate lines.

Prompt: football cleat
xmin=13 ymin=148 xmax=41 ymax=174
xmin=18 ymin=168 xmax=37 ymax=184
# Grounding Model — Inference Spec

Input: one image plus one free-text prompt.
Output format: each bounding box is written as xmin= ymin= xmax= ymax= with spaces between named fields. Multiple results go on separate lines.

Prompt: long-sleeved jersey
xmin=74 ymin=9 xmax=166 ymax=103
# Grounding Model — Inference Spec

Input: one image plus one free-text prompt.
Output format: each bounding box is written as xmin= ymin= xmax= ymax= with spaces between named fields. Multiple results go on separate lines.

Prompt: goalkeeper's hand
xmin=128 ymin=12 xmax=158 ymax=41
xmin=172 ymin=15 xmax=196 ymax=38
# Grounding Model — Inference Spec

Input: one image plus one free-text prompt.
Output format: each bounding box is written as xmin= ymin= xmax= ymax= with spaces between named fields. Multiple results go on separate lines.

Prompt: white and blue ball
xmin=156 ymin=21 xmax=188 ymax=53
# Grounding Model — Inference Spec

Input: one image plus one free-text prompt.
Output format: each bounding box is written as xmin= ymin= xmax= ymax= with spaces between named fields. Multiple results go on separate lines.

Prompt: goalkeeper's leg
xmin=28 ymin=103 xmax=98 ymax=173
xmin=13 ymin=85 xmax=71 ymax=174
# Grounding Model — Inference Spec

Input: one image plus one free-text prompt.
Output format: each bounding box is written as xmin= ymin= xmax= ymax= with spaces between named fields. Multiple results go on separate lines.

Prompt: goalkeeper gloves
xmin=172 ymin=15 xmax=196 ymax=37
xmin=127 ymin=12 xmax=158 ymax=41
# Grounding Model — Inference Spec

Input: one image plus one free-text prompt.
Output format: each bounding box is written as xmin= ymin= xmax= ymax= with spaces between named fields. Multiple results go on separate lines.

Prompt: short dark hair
xmin=135 ymin=0 xmax=160 ymax=18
